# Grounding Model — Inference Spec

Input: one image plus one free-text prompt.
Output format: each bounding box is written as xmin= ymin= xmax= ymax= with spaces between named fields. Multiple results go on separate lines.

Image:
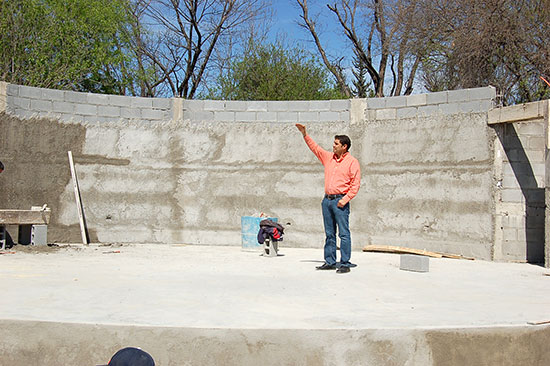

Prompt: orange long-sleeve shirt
xmin=304 ymin=134 xmax=361 ymax=205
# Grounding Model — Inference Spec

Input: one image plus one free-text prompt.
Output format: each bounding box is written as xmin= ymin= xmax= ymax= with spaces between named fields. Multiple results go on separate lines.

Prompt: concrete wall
xmin=0 ymin=82 xmax=510 ymax=260
xmin=489 ymin=101 xmax=549 ymax=263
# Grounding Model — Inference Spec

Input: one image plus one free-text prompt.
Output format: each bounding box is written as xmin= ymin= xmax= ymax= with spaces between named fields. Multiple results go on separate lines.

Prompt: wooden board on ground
xmin=362 ymin=244 xmax=475 ymax=260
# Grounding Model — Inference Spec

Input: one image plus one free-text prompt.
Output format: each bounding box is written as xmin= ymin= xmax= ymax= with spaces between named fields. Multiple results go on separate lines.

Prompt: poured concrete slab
xmin=0 ymin=244 xmax=549 ymax=365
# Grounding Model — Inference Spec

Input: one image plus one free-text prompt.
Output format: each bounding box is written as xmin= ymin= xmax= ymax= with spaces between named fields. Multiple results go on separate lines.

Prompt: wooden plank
xmin=362 ymin=244 xmax=475 ymax=260
xmin=0 ymin=209 xmax=51 ymax=225
xmin=527 ymin=320 xmax=550 ymax=325
xmin=68 ymin=151 xmax=88 ymax=245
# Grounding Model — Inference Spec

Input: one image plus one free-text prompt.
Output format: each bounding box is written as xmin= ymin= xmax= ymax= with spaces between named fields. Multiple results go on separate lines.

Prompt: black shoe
xmin=336 ymin=266 xmax=350 ymax=274
xmin=316 ymin=263 xmax=336 ymax=270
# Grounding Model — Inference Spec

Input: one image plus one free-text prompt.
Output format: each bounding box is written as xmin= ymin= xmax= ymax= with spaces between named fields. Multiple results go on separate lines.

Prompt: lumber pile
xmin=362 ymin=244 xmax=475 ymax=260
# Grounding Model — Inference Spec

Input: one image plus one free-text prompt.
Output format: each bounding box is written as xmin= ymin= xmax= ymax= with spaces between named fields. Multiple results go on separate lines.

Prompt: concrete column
xmin=0 ymin=81 xmax=7 ymax=113
xmin=172 ymin=97 xmax=184 ymax=122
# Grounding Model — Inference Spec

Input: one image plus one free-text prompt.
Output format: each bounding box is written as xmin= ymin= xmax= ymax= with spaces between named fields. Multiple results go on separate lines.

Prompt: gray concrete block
xmin=385 ymin=96 xmax=407 ymax=108
xmin=214 ymin=111 xmax=235 ymax=122
xmin=6 ymin=84 xmax=19 ymax=96
xmin=87 ymin=93 xmax=109 ymax=105
xmin=203 ymin=100 xmax=224 ymax=111
xmin=131 ymin=97 xmax=153 ymax=108
xmin=319 ymin=111 xmax=340 ymax=122
xmin=121 ymin=108 xmax=141 ymax=119
xmin=267 ymin=101 xmax=289 ymax=112
xmin=53 ymin=101 xmax=74 ymax=114
xmin=518 ymin=123 xmax=544 ymax=135
xmin=235 ymin=111 xmax=256 ymax=122
xmin=439 ymin=103 xmax=459 ymax=115
xmin=19 ymin=85 xmax=43 ymax=99
xmin=339 ymin=111 xmax=350 ymax=123
xmin=330 ymin=99 xmax=350 ymax=111
xmin=109 ymin=95 xmax=131 ymax=107
xmin=10 ymin=96 xmax=31 ymax=110
xmin=286 ymin=101 xmax=310 ymax=111
xmin=152 ymin=98 xmax=171 ymax=110
xmin=30 ymin=99 xmax=52 ymax=111
xmin=298 ymin=111 xmax=319 ymax=122
xmin=308 ymin=100 xmax=330 ymax=111
xmin=458 ymin=101 xmax=483 ymax=113
xmin=141 ymin=109 xmax=165 ymax=120
xmin=396 ymin=107 xmax=417 ymax=119
xmin=256 ymin=111 xmax=277 ymax=122
xmin=376 ymin=108 xmax=396 ymax=120
xmin=467 ymin=86 xmax=496 ymax=101
xmin=418 ymin=105 xmax=439 ymax=116
xmin=426 ymin=91 xmax=447 ymax=105
xmin=366 ymin=97 xmax=385 ymax=109
xmin=225 ymin=101 xmax=247 ymax=111
xmin=42 ymin=88 xmax=65 ymax=101
xmin=277 ymin=111 xmax=298 ymax=122
xmin=187 ymin=111 xmax=214 ymax=121
xmin=406 ymin=94 xmax=427 ymax=107
xmin=447 ymin=89 xmax=471 ymax=103
xmin=64 ymin=91 xmax=87 ymax=103
xmin=13 ymin=108 xmax=38 ymax=119
xmin=74 ymin=103 xmax=97 ymax=116
xmin=400 ymin=254 xmax=429 ymax=272
xmin=98 ymin=106 xmax=121 ymax=118
xmin=246 ymin=101 xmax=268 ymax=112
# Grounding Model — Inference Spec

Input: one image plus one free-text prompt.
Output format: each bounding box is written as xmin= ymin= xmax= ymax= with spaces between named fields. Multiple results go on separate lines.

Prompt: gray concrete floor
xmin=1 ymin=244 xmax=549 ymax=330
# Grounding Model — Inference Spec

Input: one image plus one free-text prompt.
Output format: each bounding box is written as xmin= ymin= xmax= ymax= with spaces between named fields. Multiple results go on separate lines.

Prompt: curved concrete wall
xmin=0 ymin=82 xmax=499 ymax=259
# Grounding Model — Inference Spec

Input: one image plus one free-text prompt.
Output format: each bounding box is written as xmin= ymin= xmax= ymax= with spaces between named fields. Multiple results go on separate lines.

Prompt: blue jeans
xmin=321 ymin=197 xmax=351 ymax=267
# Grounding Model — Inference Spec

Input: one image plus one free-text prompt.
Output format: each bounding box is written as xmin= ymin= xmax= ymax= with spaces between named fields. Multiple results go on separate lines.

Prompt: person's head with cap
xmin=103 ymin=347 xmax=155 ymax=366
xmin=0 ymin=161 xmax=4 ymax=173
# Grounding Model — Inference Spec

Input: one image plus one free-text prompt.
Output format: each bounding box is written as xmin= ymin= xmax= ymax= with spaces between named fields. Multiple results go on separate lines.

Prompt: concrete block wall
xmin=1 ymin=83 xmax=523 ymax=262
xmin=490 ymin=101 xmax=548 ymax=263
xmin=3 ymin=84 xmax=172 ymax=123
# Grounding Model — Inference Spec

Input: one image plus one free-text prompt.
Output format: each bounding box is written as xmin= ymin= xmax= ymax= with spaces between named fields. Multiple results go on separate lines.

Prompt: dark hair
xmin=334 ymin=135 xmax=351 ymax=151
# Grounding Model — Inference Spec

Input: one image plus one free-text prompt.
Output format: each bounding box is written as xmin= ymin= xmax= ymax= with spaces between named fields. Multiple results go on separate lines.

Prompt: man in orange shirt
xmin=295 ymin=123 xmax=361 ymax=273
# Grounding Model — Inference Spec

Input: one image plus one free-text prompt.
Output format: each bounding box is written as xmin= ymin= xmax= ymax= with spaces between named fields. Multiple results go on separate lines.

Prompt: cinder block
xmin=267 ymin=101 xmax=289 ymax=112
xmin=203 ymin=100 xmax=224 ymax=111
xmin=64 ymin=90 xmax=87 ymax=103
xmin=131 ymin=97 xmax=153 ymax=108
xmin=339 ymin=111 xmax=350 ymax=123
xmin=277 ymin=111 xmax=298 ymax=122
xmin=286 ymin=101 xmax=310 ymax=111
xmin=121 ymin=107 xmax=141 ymax=119
xmin=400 ymin=254 xmax=429 ymax=272
xmin=11 ymin=96 xmax=31 ymax=109
xmin=376 ymin=108 xmax=396 ymax=120
xmin=225 ymin=100 xmax=247 ymax=111
xmin=319 ymin=111 xmax=340 ymax=121
xmin=53 ymin=101 xmax=74 ymax=114
xmin=308 ymin=100 xmax=330 ymax=111
xmin=518 ymin=122 xmax=544 ymax=135
xmin=235 ymin=111 xmax=256 ymax=122
xmin=6 ymin=84 xmax=19 ymax=96
xmin=256 ymin=111 xmax=277 ymax=122
xmin=366 ymin=97 xmax=385 ymax=109
xmin=458 ymin=101 xmax=482 ymax=113
xmin=298 ymin=111 xmax=319 ymax=122
xmin=30 ymin=99 xmax=52 ymax=111
xmin=501 ymin=189 xmax=524 ymax=202
xmin=214 ymin=111 xmax=235 ymax=121
xmin=42 ymin=88 xmax=65 ymax=101
xmin=447 ymin=89 xmax=471 ymax=103
xmin=141 ymin=108 xmax=166 ymax=120
xmin=467 ymin=86 xmax=496 ymax=101
xmin=19 ymin=85 xmax=43 ymax=99
xmin=385 ymin=96 xmax=407 ymax=108
xmin=246 ymin=101 xmax=268 ymax=112
xmin=439 ymin=103 xmax=459 ymax=115
xmin=418 ymin=105 xmax=439 ymax=116
xmin=330 ymin=99 xmax=350 ymax=111
xmin=396 ymin=107 xmax=417 ymax=119
xmin=426 ymin=91 xmax=448 ymax=105
xmin=98 ymin=105 xmax=121 ymax=118
xmin=187 ymin=111 xmax=214 ymax=121
xmin=406 ymin=94 xmax=427 ymax=107
xmin=74 ymin=103 xmax=97 ymax=116
xmin=152 ymin=98 xmax=171 ymax=109
xmin=87 ymin=93 xmax=109 ymax=105
xmin=109 ymin=95 xmax=131 ymax=107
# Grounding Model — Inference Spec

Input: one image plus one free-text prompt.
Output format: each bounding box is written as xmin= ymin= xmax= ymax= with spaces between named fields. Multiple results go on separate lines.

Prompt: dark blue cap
xmin=106 ymin=347 xmax=155 ymax=366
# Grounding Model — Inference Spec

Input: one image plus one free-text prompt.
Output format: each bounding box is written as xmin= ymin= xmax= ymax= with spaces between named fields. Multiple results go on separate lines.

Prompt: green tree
xmin=215 ymin=43 xmax=345 ymax=100
xmin=0 ymin=0 xmax=142 ymax=94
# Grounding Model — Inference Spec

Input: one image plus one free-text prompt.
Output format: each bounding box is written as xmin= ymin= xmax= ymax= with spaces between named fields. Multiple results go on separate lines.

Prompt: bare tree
xmin=139 ymin=0 xmax=269 ymax=98
xmin=296 ymin=0 xmax=423 ymax=97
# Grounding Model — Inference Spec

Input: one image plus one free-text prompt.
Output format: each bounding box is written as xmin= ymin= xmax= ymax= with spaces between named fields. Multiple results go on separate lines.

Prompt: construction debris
xmin=362 ymin=244 xmax=475 ymax=260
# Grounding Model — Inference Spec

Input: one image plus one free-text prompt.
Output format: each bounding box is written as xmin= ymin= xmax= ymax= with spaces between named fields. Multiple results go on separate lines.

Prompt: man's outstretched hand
xmin=295 ymin=123 xmax=306 ymax=137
